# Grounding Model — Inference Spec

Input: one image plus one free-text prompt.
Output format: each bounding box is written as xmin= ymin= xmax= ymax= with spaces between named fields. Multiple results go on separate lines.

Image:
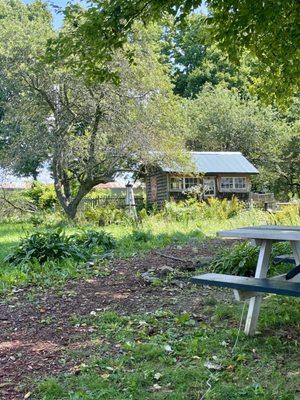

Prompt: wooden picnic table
xmin=218 ymin=225 xmax=300 ymax=335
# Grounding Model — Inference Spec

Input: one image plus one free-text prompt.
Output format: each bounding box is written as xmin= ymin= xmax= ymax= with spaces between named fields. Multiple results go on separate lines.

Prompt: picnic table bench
xmin=192 ymin=225 xmax=300 ymax=336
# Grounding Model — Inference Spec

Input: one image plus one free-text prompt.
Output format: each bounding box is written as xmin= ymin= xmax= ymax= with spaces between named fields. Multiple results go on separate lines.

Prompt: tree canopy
xmin=48 ymin=0 xmax=300 ymax=102
xmin=186 ymin=85 xmax=299 ymax=196
xmin=0 ymin=1 xmax=187 ymax=218
xmin=163 ymin=14 xmax=252 ymax=98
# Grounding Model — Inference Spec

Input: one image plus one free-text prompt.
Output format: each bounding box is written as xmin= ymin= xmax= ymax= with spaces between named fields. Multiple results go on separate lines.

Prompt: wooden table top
xmin=218 ymin=225 xmax=300 ymax=241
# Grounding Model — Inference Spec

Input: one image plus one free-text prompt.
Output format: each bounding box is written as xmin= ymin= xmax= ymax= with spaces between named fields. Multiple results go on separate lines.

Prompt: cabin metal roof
xmin=164 ymin=152 xmax=259 ymax=174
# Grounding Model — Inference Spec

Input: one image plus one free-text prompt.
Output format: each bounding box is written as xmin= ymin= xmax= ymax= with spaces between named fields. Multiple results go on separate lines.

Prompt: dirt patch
xmin=0 ymin=238 xmax=236 ymax=399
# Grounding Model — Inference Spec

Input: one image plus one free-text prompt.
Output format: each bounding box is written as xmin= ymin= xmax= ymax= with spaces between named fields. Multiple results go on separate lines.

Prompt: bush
xmin=272 ymin=204 xmax=300 ymax=225
xmin=159 ymin=197 xmax=244 ymax=223
xmin=210 ymin=241 xmax=292 ymax=277
xmin=160 ymin=198 xmax=204 ymax=222
xmin=24 ymin=182 xmax=57 ymax=210
xmin=203 ymin=196 xmax=244 ymax=219
xmin=83 ymin=204 xmax=130 ymax=226
xmin=5 ymin=228 xmax=116 ymax=266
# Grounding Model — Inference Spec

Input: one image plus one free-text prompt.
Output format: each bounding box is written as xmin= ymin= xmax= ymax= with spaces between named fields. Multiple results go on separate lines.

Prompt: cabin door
xmin=203 ymin=177 xmax=216 ymax=197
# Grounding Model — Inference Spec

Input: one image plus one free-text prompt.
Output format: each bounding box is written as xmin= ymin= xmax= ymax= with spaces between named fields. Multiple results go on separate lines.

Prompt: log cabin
xmin=145 ymin=152 xmax=259 ymax=208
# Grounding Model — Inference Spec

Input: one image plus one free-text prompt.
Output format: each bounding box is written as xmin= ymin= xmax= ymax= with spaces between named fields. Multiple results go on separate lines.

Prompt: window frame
xmin=169 ymin=175 xmax=200 ymax=191
xmin=203 ymin=177 xmax=216 ymax=197
xmin=220 ymin=176 xmax=247 ymax=192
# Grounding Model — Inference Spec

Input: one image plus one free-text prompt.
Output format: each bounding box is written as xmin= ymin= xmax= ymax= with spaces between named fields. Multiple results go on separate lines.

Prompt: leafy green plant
xmin=5 ymin=228 xmax=116 ymax=266
xmin=159 ymin=197 xmax=244 ymax=223
xmin=203 ymin=196 xmax=244 ymax=220
xmin=83 ymin=204 xmax=130 ymax=226
xmin=75 ymin=230 xmax=116 ymax=252
xmin=130 ymin=229 xmax=154 ymax=243
xmin=24 ymin=182 xmax=58 ymax=210
xmin=210 ymin=241 xmax=293 ymax=277
xmin=273 ymin=204 xmax=300 ymax=225
xmin=210 ymin=242 xmax=259 ymax=276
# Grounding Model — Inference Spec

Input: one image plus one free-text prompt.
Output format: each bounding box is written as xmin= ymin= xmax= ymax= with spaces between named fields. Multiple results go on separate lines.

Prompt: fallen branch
xmin=153 ymin=251 xmax=194 ymax=264
xmin=0 ymin=187 xmax=36 ymax=214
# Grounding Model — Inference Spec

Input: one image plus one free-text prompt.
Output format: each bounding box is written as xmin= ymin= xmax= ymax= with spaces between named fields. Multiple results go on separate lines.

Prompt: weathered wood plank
xmin=218 ymin=227 xmax=300 ymax=241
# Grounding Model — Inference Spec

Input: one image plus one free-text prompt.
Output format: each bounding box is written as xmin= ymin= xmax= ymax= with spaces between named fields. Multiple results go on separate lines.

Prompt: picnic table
xmin=192 ymin=225 xmax=300 ymax=335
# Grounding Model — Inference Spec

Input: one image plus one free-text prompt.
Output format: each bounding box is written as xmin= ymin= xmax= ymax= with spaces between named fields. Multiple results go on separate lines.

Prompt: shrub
xmin=5 ymin=228 xmax=116 ymax=266
xmin=159 ymin=198 xmax=204 ymax=222
xmin=24 ymin=182 xmax=57 ymax=210
xmin=83 ymin=204 xmax=130 ymax=226
xmin=203 ymin=196 xmax=244 ymax=219
xmin=210 ymin=241 xmax=292 ymax=277
xmin=159 ymin=197 xmax=244 ymax=223
xmin=272 ymin=204 xmax=300 ymax=225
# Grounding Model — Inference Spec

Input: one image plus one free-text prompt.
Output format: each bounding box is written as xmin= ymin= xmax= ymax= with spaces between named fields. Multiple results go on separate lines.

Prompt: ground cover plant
xmin=34 ymin=300 xmax=300 ymax=400
xmin=210 ymin=241 xmax=292 ymax=277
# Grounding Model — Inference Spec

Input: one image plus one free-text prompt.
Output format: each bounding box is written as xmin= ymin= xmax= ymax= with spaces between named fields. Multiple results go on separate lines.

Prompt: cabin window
xmin=203 ymin=178 xmax=216 ymax=196
xmin=220 ymin=177 xmax=247 ymax=191
xmin=220 ymin=177 xmax=234 ymax=190
xmin=170 ymin=177 xmax=184 ymax=190
xmin=185 ymin=177 xmax=199 ymax=189
xmin=234 ymin=177 xmax=246 ymax=189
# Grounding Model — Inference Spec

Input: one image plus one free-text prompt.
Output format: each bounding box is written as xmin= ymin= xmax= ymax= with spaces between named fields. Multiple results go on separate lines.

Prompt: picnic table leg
xmin=244 ymin=240 xmax=272 ymax=336
xmin=291 ymin=241 xmax=300 ymax=265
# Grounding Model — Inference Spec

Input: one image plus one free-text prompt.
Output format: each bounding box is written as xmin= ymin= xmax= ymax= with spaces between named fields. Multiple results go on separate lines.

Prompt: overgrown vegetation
xmin=210 ymin=241 xmax=292 ymax=277
xmin=1 ymin=197 xmax=299 ymax=294
xmin=5 ymin=228 xmax=116 ymax=266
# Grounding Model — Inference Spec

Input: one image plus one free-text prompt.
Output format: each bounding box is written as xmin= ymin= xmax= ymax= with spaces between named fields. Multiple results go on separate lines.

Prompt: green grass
xmin=34 ymin=296 xmax=300 ymax=400
xmin=0 ymin=207 xmax=297 ymax=295
xmin=0 ymin=209 xmax=273 ymax=294
xmin=0 ymin=221 xmax=32 ymax=259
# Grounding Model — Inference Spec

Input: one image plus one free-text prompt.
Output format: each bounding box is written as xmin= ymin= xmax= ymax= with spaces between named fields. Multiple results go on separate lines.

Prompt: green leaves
xmin=5 ymin=228 xmax=116 ymax=266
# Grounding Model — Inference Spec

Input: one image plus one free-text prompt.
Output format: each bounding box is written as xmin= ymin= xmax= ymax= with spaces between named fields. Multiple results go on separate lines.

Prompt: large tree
xmin=48 ymin=0 xmax=300 ymax=102
xmin=186 ymin=85 xmax=298 ymax=195
xmin=0 ymin=1 xmax=187 ymax=218
xmin=163 ymin=14 xmax=252 ymax=98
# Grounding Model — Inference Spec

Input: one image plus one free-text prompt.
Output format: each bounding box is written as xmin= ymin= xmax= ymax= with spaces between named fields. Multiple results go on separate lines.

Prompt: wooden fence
xmin=80 ymin=196 xmax=145 ymax=209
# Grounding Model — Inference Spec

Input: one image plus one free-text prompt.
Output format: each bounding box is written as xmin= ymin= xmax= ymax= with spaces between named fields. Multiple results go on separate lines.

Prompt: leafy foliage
xmin=164 ymin=14 xmax=251 ymax=98
xmin=48 ymin=0 xmax=300 ymax=101
xmin=0 ymin=2 xmax=188 ymax=219
xmin=5 ymin=228 xmax=116 ymax=266
xmin=24 ymin=182 xmax=57 ymax=210
xmin=83 ymin=204 xmax=130 ymax=226
xmin=210 ymin=241 xmax=292 ymax=277
xmin=159 ymin=197 xmax=243 ymax=222
xmin=210 ymin=242 xmax=260 ymax=276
